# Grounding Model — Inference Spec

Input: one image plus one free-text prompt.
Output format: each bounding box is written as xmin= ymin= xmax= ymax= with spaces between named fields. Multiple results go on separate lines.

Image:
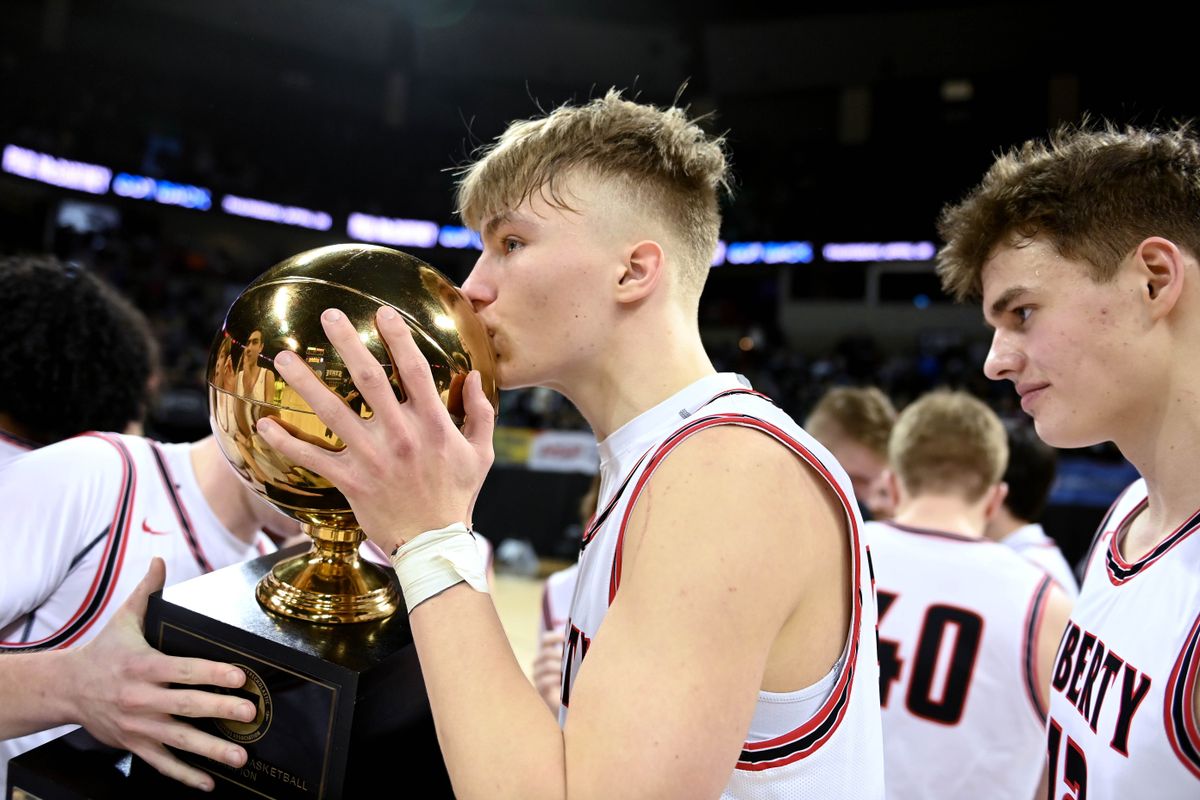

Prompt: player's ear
xmin=1136 ymin=237 xmax=1186 ymax=320
xmin=982 ymin=482 xmax=1008 ymax=522
xmin=883 ymin=469 xmax=903 ymax=512
xmin=615 ymin=240 xmax=665 ymax=304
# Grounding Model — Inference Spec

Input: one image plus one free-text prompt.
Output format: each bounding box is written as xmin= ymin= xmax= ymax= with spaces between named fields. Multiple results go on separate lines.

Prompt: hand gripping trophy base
xmin=257 ymin=524 xmax=400 ymax=623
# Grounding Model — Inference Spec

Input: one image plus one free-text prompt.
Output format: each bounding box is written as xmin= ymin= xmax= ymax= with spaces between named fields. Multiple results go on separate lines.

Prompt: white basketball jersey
xmin=538 ymin=562 xmax=579 ymax=640
xmin=866 ymin=521 xmax=1054 ymax=800
xmin=0 ymin=433 xmax=273 ymax=783
xmin=1004 ymin=522 xmax=1079 ymax=597
xmin=560 ymin=373 xmax=885 ymax=799
xmin=1047 ymin=479 xmax=1200 ymax=798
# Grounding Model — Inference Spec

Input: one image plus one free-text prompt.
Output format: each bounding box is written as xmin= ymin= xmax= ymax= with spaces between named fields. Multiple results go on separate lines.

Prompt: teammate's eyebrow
xmin=988 ymin=286 xmax=1030 ymax=320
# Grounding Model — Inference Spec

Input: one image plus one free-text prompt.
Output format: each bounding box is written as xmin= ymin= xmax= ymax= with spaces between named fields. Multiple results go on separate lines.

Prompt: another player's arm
xmin=0 ymin=443 xmax=256 ymax=792
xmin=1032 ymin=582 xmax=1073 ymax=800
xmin=0 ymin=560 xmax=257 ymax=791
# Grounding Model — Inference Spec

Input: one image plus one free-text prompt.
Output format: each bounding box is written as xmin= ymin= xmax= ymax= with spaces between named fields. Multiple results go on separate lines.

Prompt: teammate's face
xmin=825 ymin=438 xmax=891 ymax=519
xmin=461 ymin=178 xmax=622 ymax=391
xmin=981 ymin=238 xmax=1150 ymax=449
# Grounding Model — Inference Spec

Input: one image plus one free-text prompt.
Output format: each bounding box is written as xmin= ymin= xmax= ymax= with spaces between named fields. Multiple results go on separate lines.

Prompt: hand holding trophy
xmin=208 ymin=243 xmax=498 ymax=624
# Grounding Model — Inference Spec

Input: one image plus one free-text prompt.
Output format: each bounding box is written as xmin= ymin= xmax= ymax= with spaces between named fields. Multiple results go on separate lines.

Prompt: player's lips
xmin=1017 ymin=382 xmax=1049 ymax=413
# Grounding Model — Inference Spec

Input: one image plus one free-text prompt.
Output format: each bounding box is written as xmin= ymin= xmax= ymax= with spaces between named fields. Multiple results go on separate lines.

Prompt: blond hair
xmin=455 ymin=90 xmax=730 ymax=296
xmin=937 ymin=122 xmax=1200 ymax=301
xmin=889 ymin=391 xmax=1007 ymax=502
xmin=805 ymin=386 xmax=896 ymax=459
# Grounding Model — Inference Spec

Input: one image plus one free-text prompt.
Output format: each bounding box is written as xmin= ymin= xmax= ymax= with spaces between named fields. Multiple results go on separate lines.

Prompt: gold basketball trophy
xmin=149 ymin=244 xmax=496 ymax=798
xmin=207 ymin=243 xmax=497 ymax=624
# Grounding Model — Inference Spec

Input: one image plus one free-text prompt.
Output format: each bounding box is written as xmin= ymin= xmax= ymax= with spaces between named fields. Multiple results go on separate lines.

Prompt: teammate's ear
xmin=1137 ymin=237 xmax=1185 ymax=319
xmin=982 ymin=482 xmax=1008 ymax=522
xmin=615 ymin=240 xmax=665 ymax=304
xmin=883 ymin=469 xmax=903 ymax=513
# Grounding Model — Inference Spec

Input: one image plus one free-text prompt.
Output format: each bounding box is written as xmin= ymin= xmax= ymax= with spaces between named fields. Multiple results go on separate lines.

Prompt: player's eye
xmin=504 ymin=237 xmax=523 ymax=253
xmin=1013 ymin=306 xmax=1032 ymax=324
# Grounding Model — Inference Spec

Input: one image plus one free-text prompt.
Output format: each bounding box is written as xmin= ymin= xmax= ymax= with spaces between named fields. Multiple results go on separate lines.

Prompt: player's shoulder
xmin=657 ymin=419 xmax=820 ymax=476
xmin=5 ymin=432 xmax=146 ymax=475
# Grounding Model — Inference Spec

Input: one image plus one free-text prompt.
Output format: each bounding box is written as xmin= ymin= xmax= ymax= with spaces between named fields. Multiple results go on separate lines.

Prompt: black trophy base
xmin=8 ymin=545 xmax=453 ymax=800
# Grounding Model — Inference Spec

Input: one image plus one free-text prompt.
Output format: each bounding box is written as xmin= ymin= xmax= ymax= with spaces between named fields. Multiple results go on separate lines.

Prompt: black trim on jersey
xmin=1023 ymin=575 xmax=1053 ymax=722
xmin=1167 ymin=612 xmax=1200 ymax=778
xmin=68 ymin=528 xmax=111 ymax=573
xmin=1079 ymin=485 xmax=1132 ymax=582
xmin=883 ymin=521 xmax=986 ymax=544
xmin=581 ymin=388 xmax=763 ymax=555
xmin=149 ymin=441 xmax=213 ymax=573
xmin=0 ymin=436 xmax=136 ymax=653
xmin=1105 ymin=500 xmax=1200 ymax=584
xmin=579 ymin=449 xmax=650 ymax=553
xmin=737 ymin=665 xmax=854 ymax=765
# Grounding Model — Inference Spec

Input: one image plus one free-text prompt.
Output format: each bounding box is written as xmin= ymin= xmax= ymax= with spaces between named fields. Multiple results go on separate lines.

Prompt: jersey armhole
xmin=1021 ymin=574 xmax=1054 ymax=724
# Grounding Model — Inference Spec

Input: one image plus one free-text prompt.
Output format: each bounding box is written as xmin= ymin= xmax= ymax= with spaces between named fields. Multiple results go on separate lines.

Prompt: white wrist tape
xmin=389 ymin=522 xmax=489 ymax=612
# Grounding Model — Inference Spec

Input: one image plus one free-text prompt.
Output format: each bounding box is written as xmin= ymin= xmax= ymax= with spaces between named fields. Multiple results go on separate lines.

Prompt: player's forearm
xmin=409 ymin=583 xmax=567 ymax=800
xmin=0 ymin=649 xmax=78 ymax=738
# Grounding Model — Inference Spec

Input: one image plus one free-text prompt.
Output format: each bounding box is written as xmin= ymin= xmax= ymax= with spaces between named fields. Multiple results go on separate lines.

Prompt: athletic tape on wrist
xmin=389 ymin=522 xmax=489 ymax=611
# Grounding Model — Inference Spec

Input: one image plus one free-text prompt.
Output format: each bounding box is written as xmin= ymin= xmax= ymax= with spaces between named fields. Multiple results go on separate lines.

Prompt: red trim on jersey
xmin=1106 ymin=493 xmax=1200 ymax=585
xmin=1022 ymin=575 xmax=1054 ymax=723
xmin=0 ymin=433 xmax=136 ymax=649
xmin=57 ymin=434 xmax=136 ymax=648
xmin=1164 ymin=610 xmax=1200 ymax=779
xmin=600 ymin=410 xmax=866 ymax=770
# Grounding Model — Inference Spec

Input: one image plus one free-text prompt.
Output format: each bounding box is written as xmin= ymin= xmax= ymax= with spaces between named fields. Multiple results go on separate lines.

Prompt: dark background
xmin=0 ymin=1 xmax=1170 ymax=561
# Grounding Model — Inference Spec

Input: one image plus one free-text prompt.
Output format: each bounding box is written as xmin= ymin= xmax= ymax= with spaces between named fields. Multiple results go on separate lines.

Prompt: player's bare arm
xmin=1031 ymin=584 xmax=1073 ymax=800
xmin=259 ymin=306 xmax=850 ymax=799
xmin=0 ymin=559 xmax=256 ymax=792
xmin=557 ymin=425 xmax=850 ymax=798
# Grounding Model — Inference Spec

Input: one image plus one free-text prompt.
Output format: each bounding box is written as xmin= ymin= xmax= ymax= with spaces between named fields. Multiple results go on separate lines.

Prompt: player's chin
xmin=1031 ymin=416 xmax=1102 ymax=450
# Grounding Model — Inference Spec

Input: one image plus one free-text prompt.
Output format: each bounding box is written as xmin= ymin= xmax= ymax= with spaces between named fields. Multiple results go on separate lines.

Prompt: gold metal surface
xmin=207 ymin=244 xmax=498 ymax=623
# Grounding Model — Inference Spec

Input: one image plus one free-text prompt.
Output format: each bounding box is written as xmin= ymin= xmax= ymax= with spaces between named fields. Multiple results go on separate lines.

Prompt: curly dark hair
xmin=0 ymin=255 xmax=158 ymax=445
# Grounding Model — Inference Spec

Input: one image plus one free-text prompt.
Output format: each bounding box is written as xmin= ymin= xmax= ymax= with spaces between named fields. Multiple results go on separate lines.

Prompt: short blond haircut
xmin=805 ymin=386 xmax=896 ymax=459
xmin=889 ymin=391 xmax=1007 ymax=502
xmin=937 ymin=123 xmax=1200 ymax=302
xmin=455 ymin=90 xmax=730 ymax=297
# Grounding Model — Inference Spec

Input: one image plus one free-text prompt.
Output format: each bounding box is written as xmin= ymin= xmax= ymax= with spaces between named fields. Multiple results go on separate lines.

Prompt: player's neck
xmin=983 ymin=508 xmax=1023 ymax=542
xmin=190 ymin=436 xmax=262 ymax=544
xmin=559 ymin=312 xmax=716 ymax=441
xmin=891 ymin=495 xmax=988 ymax=539
xmin=1114 ymin=385 xmax=1200 ymax=541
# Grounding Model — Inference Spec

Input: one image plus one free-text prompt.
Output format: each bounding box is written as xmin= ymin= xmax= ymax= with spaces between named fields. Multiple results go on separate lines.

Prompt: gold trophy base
xmin=256 ymin=524 xmax=399 ymax=624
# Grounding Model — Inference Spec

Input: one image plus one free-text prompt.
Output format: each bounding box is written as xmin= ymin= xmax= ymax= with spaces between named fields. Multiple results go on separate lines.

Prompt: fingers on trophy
xmin=207 ymin=244 xmax=499 ymax=623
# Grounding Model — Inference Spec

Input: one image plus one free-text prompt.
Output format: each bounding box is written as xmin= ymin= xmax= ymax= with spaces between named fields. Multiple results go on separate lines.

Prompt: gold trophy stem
xmin=256 ymin=524 xmax=400 ymax=623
